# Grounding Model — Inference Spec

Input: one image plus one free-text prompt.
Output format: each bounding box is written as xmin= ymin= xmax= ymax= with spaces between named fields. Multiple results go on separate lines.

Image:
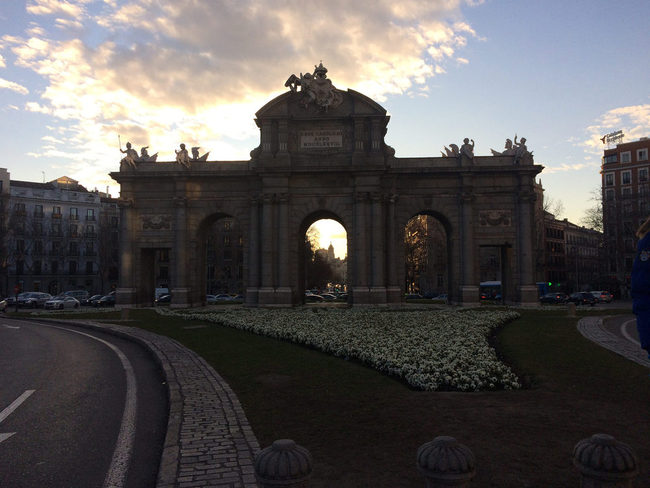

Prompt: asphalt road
xmin=0 ymin=317 xmax=168 ymax=488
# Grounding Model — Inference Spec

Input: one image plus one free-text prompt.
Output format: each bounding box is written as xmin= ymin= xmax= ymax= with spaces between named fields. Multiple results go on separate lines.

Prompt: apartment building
xmin=601 ymin=137 xmax=650 ymax=296
xmin=0 ymin=168 xmax=120 ymax=297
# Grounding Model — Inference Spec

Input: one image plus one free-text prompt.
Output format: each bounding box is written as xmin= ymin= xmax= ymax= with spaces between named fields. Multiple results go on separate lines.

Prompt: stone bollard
xmin=121 ymin=307 xmax=130 ymax=320
xmin=254 ymin=439 xmax=313 ymax=488
xmin=567 ymin=302 xmax=577 ymax=317
xmin=573 ymin=433 xmax=638 ymax=487
xmin=417 ymin=436 xmax=476 ymax=487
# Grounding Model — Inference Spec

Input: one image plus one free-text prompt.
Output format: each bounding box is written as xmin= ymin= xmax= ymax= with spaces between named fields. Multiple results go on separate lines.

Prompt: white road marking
xmin=621 ymin=318 xmax=641 ymax=346
xmin=0 ymin=390 xmax=36 ymax=424
xmin=0 ymin=324 xmax=20 ymax=329
xmin=0 ymin=432 xmax=16 ymax=443
xmin=46 ymin=325 xmax=137 ymax=488
xmin=0 ymin=390 xmax=36 ymax=444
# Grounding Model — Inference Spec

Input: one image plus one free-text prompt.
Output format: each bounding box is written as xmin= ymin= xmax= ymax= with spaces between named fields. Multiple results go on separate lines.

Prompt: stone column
xmin=258 ymin=193 xmax=275 ymax=304
xmin=276 ymin=193 xmax=292 ymax=305
xmin=171 ymin=196 xmax=190 ymax=307
xmin=385 ymin=194 xmax=401 ymax=303
xmin=459 ymin=191 xmax=479 ymax=306
xmin=352 ymin=192 xmax=369 ymax=304
xmin=116 ymin=198 xmax=136 ymax=307
xmin=371 ymin=119 xmax=381 ymax=152
xmin=246 ymin=196 xmax=260 ymax=306
xmin=517 ymin=189 xmax=539 ymax=305
xmin=369 ymin=193 xmax=386 ymax=304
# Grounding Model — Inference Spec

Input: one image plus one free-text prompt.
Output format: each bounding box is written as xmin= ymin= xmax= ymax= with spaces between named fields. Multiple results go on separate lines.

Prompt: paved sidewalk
xmin=64 ymin=319 xmax=260 ymax=488
xmin=577 ymin=316 xmax=650 ymax=368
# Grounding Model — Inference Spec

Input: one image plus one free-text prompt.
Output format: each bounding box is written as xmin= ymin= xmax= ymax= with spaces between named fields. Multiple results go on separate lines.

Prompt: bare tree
xmin=581 ymin=188 xmax=603 ymax=232
xmin=543 ymin=196 xmax=565 ymax=219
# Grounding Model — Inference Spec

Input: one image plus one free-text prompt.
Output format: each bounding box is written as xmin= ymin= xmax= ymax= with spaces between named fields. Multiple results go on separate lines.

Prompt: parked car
xmin=320 ymin=293 xmax=337 ymax=301
xmin=568 ymin=292 xmax=597 ymax=306
xmin=97 ymin=294 xmax=116 ymax=307
xmin=154 ymin=294 xmax=171 ymax=305
xmin=18 ymin=292 xmax=53 ymax=308
xmin=206 ymin=294 xmax=217 ymax=304
xmin=0 ymin=298 xmax=7 ymax=311
xmin=405 ymin=293 xmax=423 ymax=300
xmin=44 ymin=296 xmax=80 ymax=310
xmin=214 ymin=294 xmax=234 ymax=301
xmin=305 ymin=294 xmax=324 ymax=302
xmin=540 ymin=292 xmax=568 ymax=304
xmin=590 ymin=290 xmax=613 ymax=303
xmin=63 ymin=290 xmax=90 ymax=302
xmin=86 ymin=294 xmax=104 ymax=307
xmin=432 ymin=293 xmax=448 ymax=302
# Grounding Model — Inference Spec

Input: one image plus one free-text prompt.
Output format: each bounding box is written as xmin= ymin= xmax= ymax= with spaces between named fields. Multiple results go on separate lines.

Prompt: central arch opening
xmin=301 ymin=217 xmax=348 ymax=303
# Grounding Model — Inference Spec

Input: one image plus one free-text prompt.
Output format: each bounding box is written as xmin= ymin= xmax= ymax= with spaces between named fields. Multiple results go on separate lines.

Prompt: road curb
xmin=577 ymin=316 xmax=650 ymax=368
xmin=19 ymin=317 xmax=260 ymax=487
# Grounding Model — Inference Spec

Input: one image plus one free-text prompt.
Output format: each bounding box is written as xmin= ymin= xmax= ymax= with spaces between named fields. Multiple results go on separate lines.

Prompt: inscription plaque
xmin=300 ymin=129 xmax=343 ymax=149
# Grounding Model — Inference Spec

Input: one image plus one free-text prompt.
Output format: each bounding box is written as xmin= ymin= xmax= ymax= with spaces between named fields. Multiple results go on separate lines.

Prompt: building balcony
xmin=52 ymin=213 xmax=62 ymax=219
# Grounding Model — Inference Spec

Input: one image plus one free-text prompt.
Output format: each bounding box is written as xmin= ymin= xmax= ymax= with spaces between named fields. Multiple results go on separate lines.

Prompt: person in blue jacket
xmin=631 ymin=216 xmax=650 ymax=358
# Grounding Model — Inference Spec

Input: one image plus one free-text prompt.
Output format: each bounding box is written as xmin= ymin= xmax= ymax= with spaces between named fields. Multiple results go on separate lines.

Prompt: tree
xmin=581 ymin=188 xmax=603 ymax=232
xmin=543 ymin=196 xmax=565 ymax=219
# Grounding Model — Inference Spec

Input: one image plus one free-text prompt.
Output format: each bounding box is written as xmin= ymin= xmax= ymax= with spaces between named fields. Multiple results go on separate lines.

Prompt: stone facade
xmin=111 ymin=67 xmax=542 ymax=307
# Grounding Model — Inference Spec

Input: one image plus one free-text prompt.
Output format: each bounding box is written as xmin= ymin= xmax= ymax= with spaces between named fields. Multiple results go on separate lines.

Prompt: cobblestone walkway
xmin=65 ymin=319 xmax=260 ymax=488
xmin=577 ymin=316 xmax=650 ymax=368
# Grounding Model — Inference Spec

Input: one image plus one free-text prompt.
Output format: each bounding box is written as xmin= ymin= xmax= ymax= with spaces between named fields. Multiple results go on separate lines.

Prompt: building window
xmin=69 ymin=241 xmax=79 ymax=256
xmin=14 ymin=202 xmax=26 ymax=214
xmin=224 ymin=221 xmax=231 ymax=231
xmin=70 ymin=207 xmax=79 ymax=220
xmin=34 ymin=240 xmax=43 ymax=255
xmin=622 ymin=187 xmax=632 ymax=198
xmin=53 ymin=206 xmax=61 ymax=217
xmin=85 ymin=261 xmax=94 ymax=274
xmin=620 ymin=151 xmax=631 ymax=163
xmin=638 ymin=148 xmax=648 ymax=161
xmin=639 ymin=168 xmax=648 ymax=182
xmin=603 ymin=154 xmax=618 ymax=164
xmin=605 ymin=189 xmax=615 ymax=201
xmin=52 ymin=223 xmax=62 ymax=236
xmin=111 ymin=216 xmax=119 ymax=228
xmin=86 ymin=208 xmax=96 ymax=221
xmin=34 ymin=204 xmax=43 ymax=217
xmin=51 ymin=261 xmax=58 ymax=273
xmin=34 ymin=222 xmax=43 ymax=235
xmin=85 ymin=224 xmax=95 ymax=238
xmin=52 ymin=241 xmax=60 ymax=255
xmin=85 ymin=242 xmax=94 ymax=256
xmin=33 ymin=261 xmax=42 ymax=275
xmin=69 ymin=261 xmax=77 ymax=274
xmin=621 ymin=171 xmax=631 ymax=185
xmin=604 ymin=173 xmax=614 ymax=186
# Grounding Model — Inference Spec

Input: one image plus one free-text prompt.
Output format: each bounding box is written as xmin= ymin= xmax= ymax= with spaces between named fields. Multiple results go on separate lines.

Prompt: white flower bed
xmin=158 ymin=307 xmax=521 ymax=391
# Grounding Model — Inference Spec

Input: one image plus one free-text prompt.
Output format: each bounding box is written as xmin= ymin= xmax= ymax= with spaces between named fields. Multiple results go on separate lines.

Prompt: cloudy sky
xmin=1 ymin=0 xmax=649 ymax=251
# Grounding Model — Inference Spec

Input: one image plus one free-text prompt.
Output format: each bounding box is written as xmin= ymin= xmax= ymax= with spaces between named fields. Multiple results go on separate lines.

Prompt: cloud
xmin=26 ymin=0 xmax=87 ymax=18
xmin=8 ymin=0 xmax=482 ymax=192
xmin=0 ymin=77 xmax=29 ymax=95
xmin=583 ymin=104 xmax=650 ymax=153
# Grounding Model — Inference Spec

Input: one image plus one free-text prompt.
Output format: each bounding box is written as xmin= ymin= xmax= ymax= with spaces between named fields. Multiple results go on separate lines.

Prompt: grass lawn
xmin=30 ymin=307 xmax=650 ymax=487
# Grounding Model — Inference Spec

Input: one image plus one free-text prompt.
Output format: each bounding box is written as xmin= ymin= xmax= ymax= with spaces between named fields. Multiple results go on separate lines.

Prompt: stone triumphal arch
xmin=111 ymin=64 xmax=542 ymax=307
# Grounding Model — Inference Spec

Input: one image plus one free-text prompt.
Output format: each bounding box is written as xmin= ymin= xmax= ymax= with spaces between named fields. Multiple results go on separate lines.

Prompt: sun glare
xmin=311 ymin=219 xmax=347 ymax=259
